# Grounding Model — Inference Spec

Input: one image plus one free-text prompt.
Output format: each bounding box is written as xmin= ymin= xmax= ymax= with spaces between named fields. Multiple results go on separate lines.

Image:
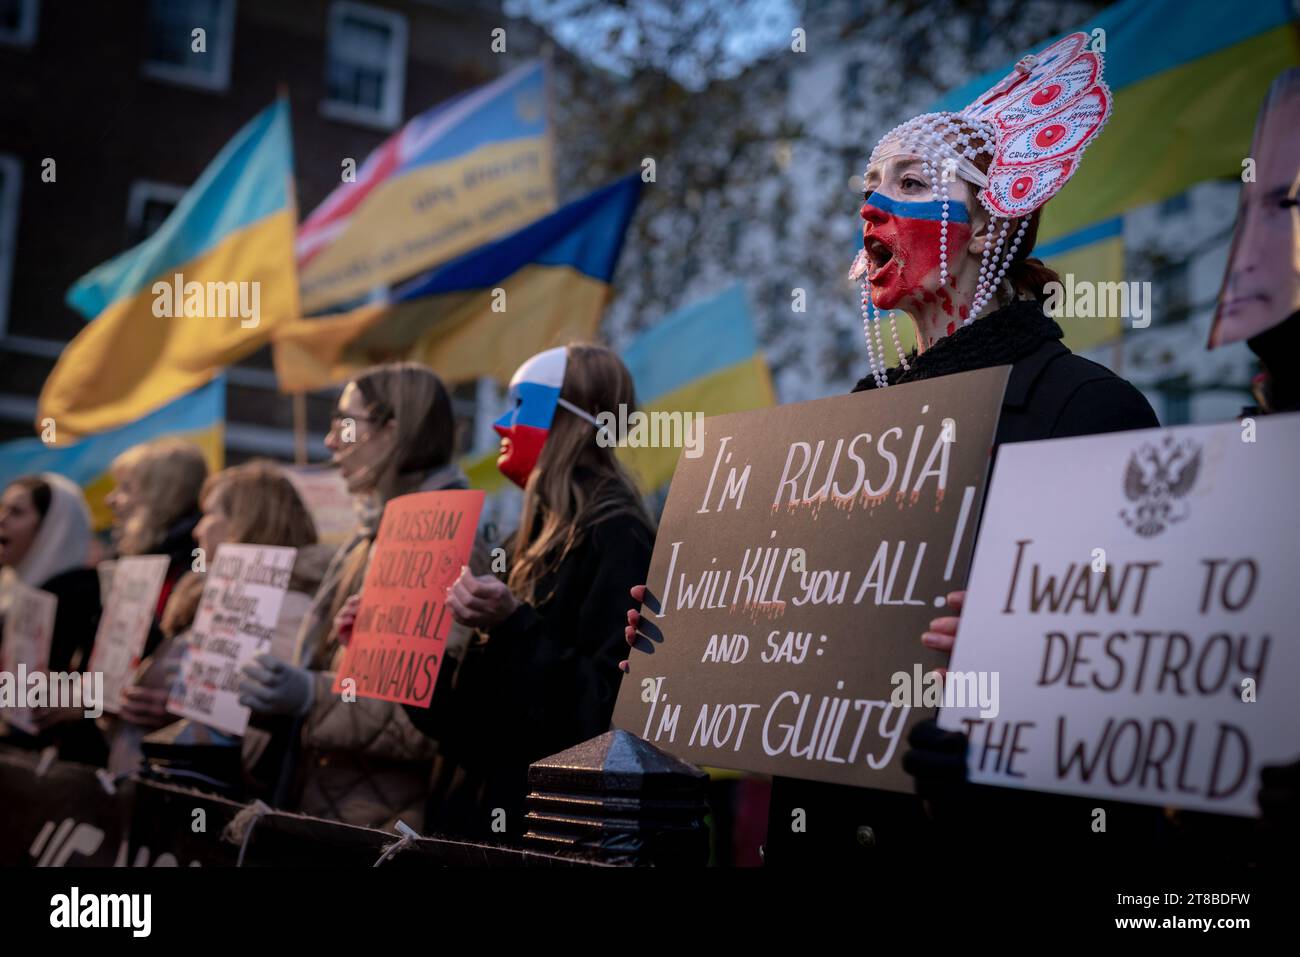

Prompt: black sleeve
xmin=1051 ymin=375 xmax=1159 ymax=439
xmin=477 ymin=513 xmax=653 ymax=759
xmin=46 ymin=572 xmax=102 ymax=674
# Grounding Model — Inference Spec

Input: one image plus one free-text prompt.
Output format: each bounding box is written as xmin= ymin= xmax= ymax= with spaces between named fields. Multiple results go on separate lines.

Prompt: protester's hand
xmin=334 ymin=593 xmax=362 ymax=646
xmin=446 ymin=566 xmax=518 ymax=629
xmin=921 ymin=590 xmax=965 ymax=679
xmin=238 ymin=653 xmax=315 ymax=716
xmin=618 ymin=584 xmax=649 ymax=673
xmin=119 ymin=685 xmax=173 ymax=728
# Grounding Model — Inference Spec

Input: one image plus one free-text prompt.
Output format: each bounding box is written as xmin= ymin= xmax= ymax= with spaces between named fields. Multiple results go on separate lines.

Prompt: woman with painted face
xmin=622 ymin=34 xmax=1161 ymax=865
xmin=0 ymin=474 xmax=104 ymax=763
xmin=236 ymin=362 xmax=484 ymax=831
xmin=798 ymin=34 xmax=1161 ymax=866
xmin=101 ymin=439 xmax=207 ymax=735
xmin=399 ymin=343 xmax=654 ymax=842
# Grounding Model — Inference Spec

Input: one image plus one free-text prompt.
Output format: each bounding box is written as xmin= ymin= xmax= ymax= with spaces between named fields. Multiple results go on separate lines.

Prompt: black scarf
xmin=852 ymin=298 xmax=1064 ymax=392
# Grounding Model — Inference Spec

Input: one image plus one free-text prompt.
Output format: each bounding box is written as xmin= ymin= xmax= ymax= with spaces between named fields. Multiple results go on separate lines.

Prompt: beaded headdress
xmin=852 ymin=32 xmax=1111 ymax=387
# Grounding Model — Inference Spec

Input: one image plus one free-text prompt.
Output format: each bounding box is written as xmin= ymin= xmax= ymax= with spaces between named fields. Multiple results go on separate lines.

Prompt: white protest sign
xmin=940 ymin=415 xmax=1300 ymax=816
xmin=1 ymin=581 xmax=57 ymax=735
xmin=167 ymin=544 xmax=297 ymax=736
xmin=87 ymin=555 xmax=170 ymax=714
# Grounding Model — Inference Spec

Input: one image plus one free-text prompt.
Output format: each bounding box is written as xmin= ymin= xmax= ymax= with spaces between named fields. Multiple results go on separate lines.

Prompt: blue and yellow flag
xmin=297 ymin=61 xmax=554 ymax=313
xmin=1 ymin=377 xmax=224 ymax=530
xmin=618 ymin=284 xmax=776 ymax=490
xmin=40 ymin=99 xmax=297 ymax=438
xmin=273 ymin=174 xmax=642 ymax=393
xmin=929 ymin=0 xmax=1299 ymax=348
xmin=463 ymin=284 xmax=776 ymax=495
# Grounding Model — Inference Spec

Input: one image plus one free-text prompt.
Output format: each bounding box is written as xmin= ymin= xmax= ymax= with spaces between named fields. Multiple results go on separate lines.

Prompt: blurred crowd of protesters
xmin=0 ymin=53 xmax=1298 ymax=865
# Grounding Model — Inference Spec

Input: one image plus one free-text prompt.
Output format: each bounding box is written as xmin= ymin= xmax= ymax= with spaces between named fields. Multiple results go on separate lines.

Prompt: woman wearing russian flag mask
xmin=401 ymin=343 xmax=654 ymax=842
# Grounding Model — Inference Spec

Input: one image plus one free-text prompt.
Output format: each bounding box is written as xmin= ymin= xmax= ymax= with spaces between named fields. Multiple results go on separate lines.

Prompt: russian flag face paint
xmin=861 ymin=190 xmax=973 ymax=311
xmin=494 ymin=346 xmax=567 ymax=488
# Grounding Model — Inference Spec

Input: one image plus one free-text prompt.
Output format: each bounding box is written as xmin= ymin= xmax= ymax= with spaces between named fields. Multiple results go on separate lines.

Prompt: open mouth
xmin=863 ymin=235 xmax=897 ymax=281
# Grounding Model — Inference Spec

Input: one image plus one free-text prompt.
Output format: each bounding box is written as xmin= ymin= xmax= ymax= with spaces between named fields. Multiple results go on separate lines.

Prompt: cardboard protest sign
xmin=88 ymin=555 xmax=170 ymax=714
xmin=333 ymin=489 xmax=485 ymax=707
xmin=167 ymin=544 xmax=298 ymax=736
xmin=612 ymin=366 xmax=1010 ymax=791
xmin=939 ymin=415 xmax=1300 ymax=816
xmin=285 ymin=466 xmax=358 ymax=546
xmin=0 ymin=581 xmax=57 ymax=735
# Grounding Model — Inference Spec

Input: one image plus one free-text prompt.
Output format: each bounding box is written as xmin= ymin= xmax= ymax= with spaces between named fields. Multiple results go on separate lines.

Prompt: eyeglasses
xmin=328 ymin=411 xmax=387 ymax=432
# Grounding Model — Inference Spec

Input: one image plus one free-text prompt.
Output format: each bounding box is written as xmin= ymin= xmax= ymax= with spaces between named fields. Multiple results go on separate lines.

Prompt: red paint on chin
xmin=946 ymin=322 xmax=956 ymax=336
xmin=866 ymin=214 xmax=971 ymax=311
xmin=959 ymin=305 xmax=969 ymax=320
xmin=493 ymin=422 xmax=548 ymax=488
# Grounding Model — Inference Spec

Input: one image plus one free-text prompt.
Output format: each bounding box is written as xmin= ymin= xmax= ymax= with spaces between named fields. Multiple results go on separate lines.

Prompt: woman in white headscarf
xmin=0 ymin=473 xmax=105 ymax=763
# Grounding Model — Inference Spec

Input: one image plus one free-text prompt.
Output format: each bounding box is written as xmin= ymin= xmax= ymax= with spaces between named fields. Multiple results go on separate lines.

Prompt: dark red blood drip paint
xmin=946 ymin=322 xmax=956 ymax=336
xmin=937 ymin=287 xmax=955 ymax=316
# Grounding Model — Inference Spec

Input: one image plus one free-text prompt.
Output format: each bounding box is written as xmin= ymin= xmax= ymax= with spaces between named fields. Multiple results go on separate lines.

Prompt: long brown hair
xmin=163 ymin=461 xmax=319 ymax=637
xmin=200 ymin=460 xmax=318 ymax=549
xmin=321 ymin=362 xmax=457 ymax=635
xmin=111 ymin=439 xmax=207 ymax=555
xmin=349 ymin=361 xmax=455 ymax=494
xmin=508 ymin=344 xmax=654 ymax=605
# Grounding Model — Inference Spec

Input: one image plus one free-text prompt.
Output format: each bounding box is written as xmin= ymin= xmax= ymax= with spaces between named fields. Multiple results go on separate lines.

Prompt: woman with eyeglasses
xmin=237 ymin=361 xmax=485 ymax=832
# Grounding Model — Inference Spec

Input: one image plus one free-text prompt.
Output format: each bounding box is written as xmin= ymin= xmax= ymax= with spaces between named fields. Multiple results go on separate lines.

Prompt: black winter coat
xmin=764 ymin=298 xmax=1161 ymax=866
xmin=404 ymin=503 xmax=654 ymax=843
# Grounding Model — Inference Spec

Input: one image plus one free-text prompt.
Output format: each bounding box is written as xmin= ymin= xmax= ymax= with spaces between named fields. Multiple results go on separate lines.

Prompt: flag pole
xmin=293 ymin=392 xmax=307 ymax=465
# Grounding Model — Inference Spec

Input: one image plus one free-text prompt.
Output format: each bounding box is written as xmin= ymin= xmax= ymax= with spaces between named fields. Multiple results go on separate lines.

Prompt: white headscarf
xmin=11 ymin=472 xmax=94 ymax=588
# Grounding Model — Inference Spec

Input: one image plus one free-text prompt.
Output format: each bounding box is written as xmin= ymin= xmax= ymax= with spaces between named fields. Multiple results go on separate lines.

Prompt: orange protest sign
xmin=333 ymin=489 xmax=485 ymax=707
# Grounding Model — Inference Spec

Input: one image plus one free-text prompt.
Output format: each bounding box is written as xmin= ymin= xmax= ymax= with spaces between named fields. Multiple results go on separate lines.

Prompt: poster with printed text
xmin=167 ymin=544 xmax=298 ymax=736
xmin=333 ymin=489 xmax=485 ymax=708
xmin=939 ymin=414 xmax=1300 ymax=816
xmin=88 ymin=555 xmax=170 ymax=714
xmin=612 ymin=366 xmax=1010 ymax=791
xmin=1 ymin=582 xmax=57 ymax=735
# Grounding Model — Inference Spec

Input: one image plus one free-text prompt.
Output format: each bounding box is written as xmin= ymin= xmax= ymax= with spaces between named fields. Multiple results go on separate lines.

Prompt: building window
xmin=0 ymin=0 xmax=38 ymax=47
xmin=321 ymin=2 xmax=407 ymax=131
xmin=0 ymin=155 xmax=20 ymax=337
xmin=127 ymin=181 xmax=187 ymax=246
xmin=142 ymin=0 xmax=235 ymax=92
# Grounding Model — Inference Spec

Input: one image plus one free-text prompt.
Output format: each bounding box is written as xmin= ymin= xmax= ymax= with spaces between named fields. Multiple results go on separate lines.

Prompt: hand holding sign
xmin=238 ymin=653 xmax=313 ymax=716
xmin=447 ymin=566 xmax=517 ymax=629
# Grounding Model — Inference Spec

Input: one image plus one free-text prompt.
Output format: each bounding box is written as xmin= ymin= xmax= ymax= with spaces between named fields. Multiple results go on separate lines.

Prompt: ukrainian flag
xmin=929 ymin=0 xmax=1299 ymax=347
xmin=273 ymin=174 xmax=642 ymax=393
xmin=618 ymin=284 xmax=775 ymax=490
xmin=297 ymin=61 xmax=554 ymax=313
xmin=0 ymin=377 xmax=224 ymax=531
xmin=39 ymin=99 xmax=297 ymax=439
xmin=462 ymin=284 xmax=776 ymax=495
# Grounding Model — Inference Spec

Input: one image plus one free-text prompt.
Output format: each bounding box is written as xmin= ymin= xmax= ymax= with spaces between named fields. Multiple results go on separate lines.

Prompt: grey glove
xmin=238 ymin=653 xmax=315 ymax=717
